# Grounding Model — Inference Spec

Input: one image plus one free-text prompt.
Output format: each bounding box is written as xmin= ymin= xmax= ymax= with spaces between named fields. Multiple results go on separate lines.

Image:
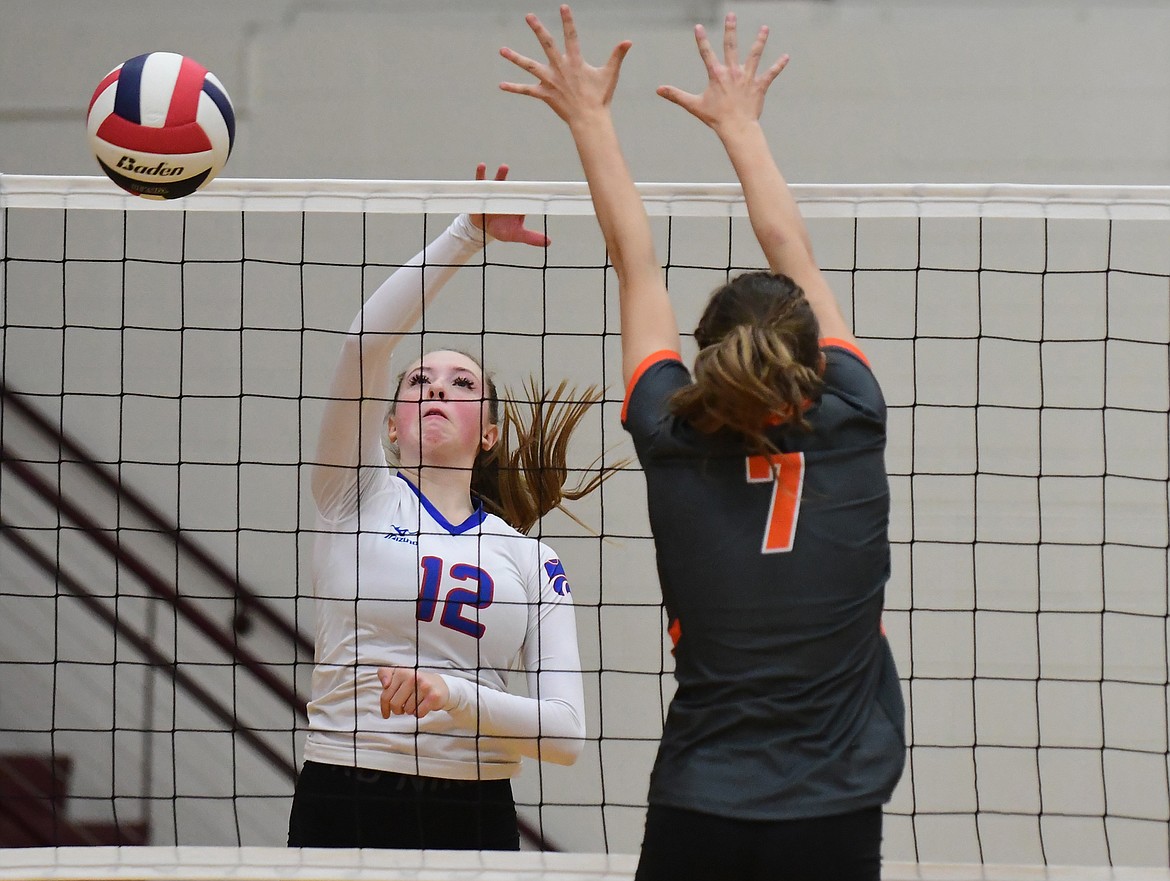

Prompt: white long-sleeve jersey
xmin=304 ymin=217 xmax=586 ymax=780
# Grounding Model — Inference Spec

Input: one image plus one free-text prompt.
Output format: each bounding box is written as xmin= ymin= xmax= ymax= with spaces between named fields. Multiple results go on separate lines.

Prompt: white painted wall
xmin=3 ymin=1 xmax=1170 ymax=185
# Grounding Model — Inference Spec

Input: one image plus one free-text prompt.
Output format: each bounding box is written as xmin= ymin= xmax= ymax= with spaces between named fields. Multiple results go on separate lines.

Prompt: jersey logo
xmin=746 ymin=452 xmax=805 ymax=554
xmin=544 ymin=559 xmax=571 ymax=596
xmin=383 ymin=524 xmax=417 ymax=545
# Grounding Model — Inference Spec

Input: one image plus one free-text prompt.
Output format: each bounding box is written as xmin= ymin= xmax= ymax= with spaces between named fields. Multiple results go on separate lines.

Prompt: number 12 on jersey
xmin=417 ymin=556 xmax=494 ymax=639
xmin=746 ymin=452 xmax=805 ymax=554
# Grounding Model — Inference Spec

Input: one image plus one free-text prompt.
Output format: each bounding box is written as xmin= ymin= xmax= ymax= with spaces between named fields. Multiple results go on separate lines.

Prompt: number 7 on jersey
xmin=746 ymin=452 xmax=805 ymax=554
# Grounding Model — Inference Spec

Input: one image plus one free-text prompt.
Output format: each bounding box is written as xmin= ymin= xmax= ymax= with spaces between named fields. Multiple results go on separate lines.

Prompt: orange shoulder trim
xmin=622 ymin=350 xmax=683 ymax=423
xmin=820 ymin=337 xmax=870 ymax=368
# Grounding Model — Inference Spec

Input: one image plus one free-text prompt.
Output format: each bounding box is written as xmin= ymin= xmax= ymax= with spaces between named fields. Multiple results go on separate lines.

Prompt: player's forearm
xmin=716 ymin=120 xmax=852 ymax=339
xmin=442 ymin=674 xmax=586 ymax=765
xmin=569 ymin=110 xmax=679 ymax=380
xmin=569 ymin=111 xmax=661 ymax=294
xmin=716 ymin=119 xmax=814 ymax=269
xmin=329 ymin=217 xmax=486 ymax=412
xmin=349 ymin=215 xmax=486 ymax=348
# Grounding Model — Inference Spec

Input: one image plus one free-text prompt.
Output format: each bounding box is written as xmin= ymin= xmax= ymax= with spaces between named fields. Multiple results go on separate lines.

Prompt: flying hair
xmin=475 ymin=378 xmax=620 ymax=535
xmin=387 ymin=352 xmax=620 ymax=535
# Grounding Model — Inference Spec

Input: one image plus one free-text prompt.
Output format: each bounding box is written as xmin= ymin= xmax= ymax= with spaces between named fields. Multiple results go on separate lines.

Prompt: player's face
xmin=389 ymin=351 xmax=498 ymax=468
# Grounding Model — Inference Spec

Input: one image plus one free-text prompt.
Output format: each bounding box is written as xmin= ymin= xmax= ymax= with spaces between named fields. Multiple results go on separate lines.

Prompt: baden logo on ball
xmin=86 ymin=51 xmax=236 ymax=200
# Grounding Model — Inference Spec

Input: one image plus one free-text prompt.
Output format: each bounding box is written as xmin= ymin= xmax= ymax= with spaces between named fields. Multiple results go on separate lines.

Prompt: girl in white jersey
xmin=288 ymin=164 xmax=598 ymax=850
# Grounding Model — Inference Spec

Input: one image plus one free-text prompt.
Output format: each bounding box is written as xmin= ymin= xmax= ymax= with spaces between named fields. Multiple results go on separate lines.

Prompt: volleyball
xmin=86 ymin=52 xmax=235 ymax=200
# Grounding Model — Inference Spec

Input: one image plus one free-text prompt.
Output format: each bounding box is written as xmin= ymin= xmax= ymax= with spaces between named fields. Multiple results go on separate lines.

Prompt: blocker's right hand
xmin=469 ymin=163 xmax=551 ymax=248
xmin=657 ymin=13 xmax=789 ymax=135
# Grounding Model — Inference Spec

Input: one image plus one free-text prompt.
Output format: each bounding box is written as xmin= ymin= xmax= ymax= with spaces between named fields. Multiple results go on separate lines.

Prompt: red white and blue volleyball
xmin=86 ymin=52 xmax=235 ymax=200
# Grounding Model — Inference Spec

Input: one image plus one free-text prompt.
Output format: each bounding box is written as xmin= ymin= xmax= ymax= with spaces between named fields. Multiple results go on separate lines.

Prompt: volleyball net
xmin=1 ymin=175 xmax=1169 ymax=876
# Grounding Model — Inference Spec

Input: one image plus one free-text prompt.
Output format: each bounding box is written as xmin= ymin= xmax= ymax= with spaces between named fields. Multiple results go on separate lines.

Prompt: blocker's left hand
xmin=499 ymin=5 xmax=632 ymax=126
xmin=378 ymin=666 xmax=450 ymax=719
xmin=469 ymin=163 xmax=551 ymax=248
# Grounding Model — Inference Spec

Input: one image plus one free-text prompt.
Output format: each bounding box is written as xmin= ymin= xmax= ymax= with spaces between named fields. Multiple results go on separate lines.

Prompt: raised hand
xmin=378 ymin=665 xmax=450 ymax=720
xmin=469 ymin=162 xmax=551 ymax=248
xmin=657 ymin=13 xmax=788 ymax=134
xmin=499 ymin=4 xmax=631 ymax=127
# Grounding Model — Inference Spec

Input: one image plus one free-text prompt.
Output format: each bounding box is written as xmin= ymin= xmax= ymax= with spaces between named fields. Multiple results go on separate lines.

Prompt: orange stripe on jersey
xmin=668 ymin=617 xmax=681 ymax=647
xmin=622 ymin=349 xmax=683 ymax=423
xmin=820 ymin=337 xmax=870 ymax=367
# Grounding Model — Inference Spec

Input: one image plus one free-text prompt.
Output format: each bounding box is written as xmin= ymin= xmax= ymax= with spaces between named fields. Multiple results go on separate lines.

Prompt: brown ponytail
xmin=670 ymin=271 xmax=823 ymax=453
xmin=473 ymin=378 xmax=617 ymax=535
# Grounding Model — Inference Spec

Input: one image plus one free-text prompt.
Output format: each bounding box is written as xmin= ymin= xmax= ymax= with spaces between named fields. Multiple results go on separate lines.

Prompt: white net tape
xmin=7 ymin=174 xmax=1170 ymax=219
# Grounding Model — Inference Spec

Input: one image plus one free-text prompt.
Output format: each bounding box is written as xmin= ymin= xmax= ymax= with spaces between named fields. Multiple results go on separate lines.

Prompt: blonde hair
xmin=670 ymin=271 xmax=823 ymax=454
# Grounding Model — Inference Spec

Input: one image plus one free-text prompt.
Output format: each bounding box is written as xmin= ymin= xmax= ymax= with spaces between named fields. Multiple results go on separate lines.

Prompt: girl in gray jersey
xmin=502 ymin=7 xmax=905 ymax=880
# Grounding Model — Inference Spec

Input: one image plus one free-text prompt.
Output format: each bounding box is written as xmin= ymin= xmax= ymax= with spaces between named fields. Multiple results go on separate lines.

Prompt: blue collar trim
xmin=395 ymin=473 xmax=486 ymax=534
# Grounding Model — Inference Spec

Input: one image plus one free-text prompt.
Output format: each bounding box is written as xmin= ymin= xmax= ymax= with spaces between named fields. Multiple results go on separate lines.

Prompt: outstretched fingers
xmin=501 ymin=4 xmax=631 ymax=122
xmin=760 ymin=51 xmax=790 ymax=89
xmin=606 ymin=39 xmax=633 ymax=76
xmin=517 ymin=226 xmax=552 ymax=248
xmin=560 ymin=5 xmax=581 ymax=61
xmin=469 ymin=162 xmax=552 ymax=249
xmin=656 ymin=83 xmax=699 ymax=114
xmin=722 ymin=12 xmax=739 ymax=68
xmin=744 ymin=24 xmax=769 ymax=78
xmin=473 ymin=163 xmax=511 ymax=182
xmin=499 ymin=45 xmax=547 ymax=96
xmin=527 ymin=11 xmax=565 ymax=66
xmin=498 ymin=12 xmax=566 ymax=98
xmin=693 ymin=24 xmax=720 ymax=77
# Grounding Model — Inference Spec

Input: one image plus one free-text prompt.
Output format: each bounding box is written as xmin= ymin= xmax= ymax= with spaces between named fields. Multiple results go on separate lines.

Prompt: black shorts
xmin=634 ymin=803 xmax=883 ymax=881
xmin=287 ymin=760 xmax=520 ymax=850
